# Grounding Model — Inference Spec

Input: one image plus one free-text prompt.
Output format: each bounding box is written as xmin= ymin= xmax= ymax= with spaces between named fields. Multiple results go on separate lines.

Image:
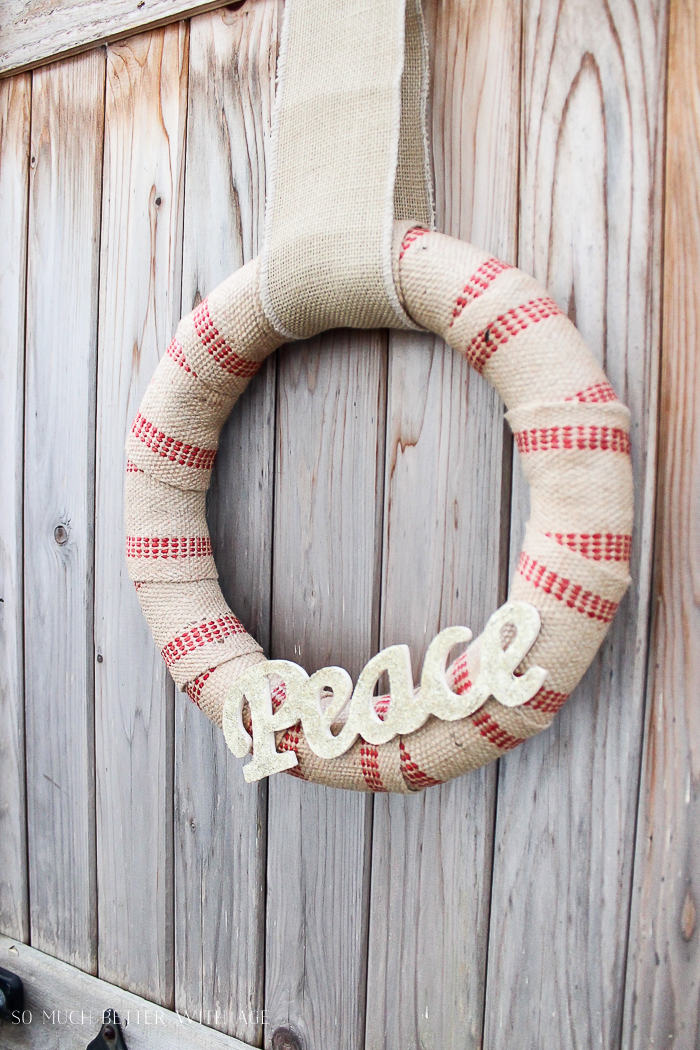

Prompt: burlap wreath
xmin=124 ymin=222 xmax=633 ymax=793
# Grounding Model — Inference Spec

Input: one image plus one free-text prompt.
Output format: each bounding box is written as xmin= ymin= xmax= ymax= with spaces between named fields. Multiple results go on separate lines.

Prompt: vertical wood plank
xmin=484 ymin=3 xmax=669 ymax=1047
xmin=24 ymin=50 xmax=105 ymax=970
xmin=364 ymin=4 xmax=521 ymax=1049
xmin=94 ymin=24 xmax=188 ymax=1004
xmin=264 ymin=327 xmax=385 ymax=1049
xmin=174 ymin=4 xmax=279 ymax=1043
xmin=0 ymin=72 xmax=31 ymax=943
xmin=622 ymin=2 xmax=700 ymax=1044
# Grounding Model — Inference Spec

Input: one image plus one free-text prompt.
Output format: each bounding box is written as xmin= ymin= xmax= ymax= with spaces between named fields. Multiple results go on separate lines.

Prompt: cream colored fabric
xmin=125 ymin=224 xmax=633 ymax=792
xmin=394 ymin=0 xmax=434 ymax=226
xmin=259 ymin=0 xmax=433 ymax=339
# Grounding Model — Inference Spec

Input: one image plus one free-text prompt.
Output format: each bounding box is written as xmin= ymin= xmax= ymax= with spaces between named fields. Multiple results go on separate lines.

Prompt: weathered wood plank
xmin=174 ymin=5 xmax=279 ymax=1044
xmin=0 ymin=934 xmax=255 ymax=1050
xmin=23 ymin=50 xmax=105 ymax=971
xmin=364 ymin=3 xmax=521 ymax=1048
xmin=0 ymin=0 xmax=229 ymax=77
xmin=484 ymin=3 xmax=669 ymax=1047
xmin=264 ymin=328 xmax=387 ymax=1049
xmin=94 ymin=24 xmax=188 ymax=1004
xmin=0 ymin=72 xmax=31 ymax=943
xmin=622 ymin=2 xmax=700 ymax=1044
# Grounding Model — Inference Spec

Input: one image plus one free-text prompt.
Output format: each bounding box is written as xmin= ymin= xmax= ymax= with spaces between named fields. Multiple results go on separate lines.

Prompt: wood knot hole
xmin=54 ymin=524 xmax=68 ymax=545
xmin=272 ymin=1027 xmax=304 ymax=1050
xmin=682 ymin=887 xmax=696 ymax=941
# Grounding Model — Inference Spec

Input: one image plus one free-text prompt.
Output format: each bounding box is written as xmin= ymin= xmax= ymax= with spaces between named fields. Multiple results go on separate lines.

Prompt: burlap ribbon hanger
xmin=260 ymin=0 xmax=434 ymax=339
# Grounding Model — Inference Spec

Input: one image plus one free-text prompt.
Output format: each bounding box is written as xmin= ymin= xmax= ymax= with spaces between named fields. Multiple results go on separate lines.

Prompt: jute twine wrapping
xmin=125 ymin=222 xmax=633 ymax=793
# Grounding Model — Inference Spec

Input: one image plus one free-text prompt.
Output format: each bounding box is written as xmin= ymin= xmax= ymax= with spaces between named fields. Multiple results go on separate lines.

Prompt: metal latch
xmin=0 ymin=966 xmax=24 ymax=1022
xmin=86 ymin=1009 xmax=129 ymax=1049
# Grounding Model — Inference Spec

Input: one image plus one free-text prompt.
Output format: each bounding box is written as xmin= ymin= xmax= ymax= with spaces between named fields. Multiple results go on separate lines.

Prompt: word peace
xmin=222 ymin=601 xmax=547 ymax=782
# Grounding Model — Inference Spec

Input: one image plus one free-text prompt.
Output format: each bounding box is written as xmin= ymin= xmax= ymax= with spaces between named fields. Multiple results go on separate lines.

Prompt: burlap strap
xmin=260 ymin=0 xmax=434 ymax=340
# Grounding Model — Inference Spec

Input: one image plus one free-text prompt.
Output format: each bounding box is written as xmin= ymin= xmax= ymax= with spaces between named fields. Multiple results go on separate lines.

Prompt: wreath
xmin=124 ymin=221 xmax=632 ymax=793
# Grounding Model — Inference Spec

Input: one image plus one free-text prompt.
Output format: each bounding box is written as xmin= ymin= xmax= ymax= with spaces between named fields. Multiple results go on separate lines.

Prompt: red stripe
xmin=471 ymin=710 xmax=523 ymax=751
xmin=278 ymin=722 xmax=306 ymax=778
xmin=525 ymin=687 xmax=569 ymax=714
xmin=186 ymin=666 xmax=216 ymax=708
xmin=360 ymin=741 xmax=385 ymax=791
xmin=399 ymin=226 xmax=430 ymax=259
xmin=566 ymin=381 xmax=618 ymax=404
xmin=270 ymin=680 xmax=286 ymax=714
xmin=131 ymin=411 xmax=216 ymax=470
xmin=514 ymin=424 xmax=630 ymax=456
xmin=517 ymin=551 xmax=619 ymax=624
xmin=373 ymin=695 xmax=391 ymax=721
xmin=193 ymin=299 xmax=261 ymax=379
xmin=545 ymin=532 xmax=632 ymax=563
xmin=449 ymin=257 xmax=512 ymax=326
xmin=450 ymin=651 xmax=473 ymax=695
xmin=126 ymin=535 xmax=212 ymax=560
xmin=161 ymin=614 xmax=247 ymax=667
xmin=399 ymin=740 xmax=442 ymax=789
xmin=167 ymin=337 xmax=197 ymax=377
xmin=464 ymin=297 xmax=562 ymax=373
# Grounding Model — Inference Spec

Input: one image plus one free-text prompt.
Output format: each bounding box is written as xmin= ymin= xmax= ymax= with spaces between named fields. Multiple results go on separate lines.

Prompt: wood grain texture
xmin=364 ymin=3 xmax=520 ymax=1048
xmin=0 ymin=935 xmax=255 ymax=1050
xmin=0 ymin=0 xmax=230 ymax=77
xmin=264 ymin=327 xmax=386 ymax=1049
xmin=174 ymin=4 xmax=279 ymax=1043
xmin=94 ymin=24 xmax=188 ymax=1004
xmin=484 ymin=2 xmax=669 ymax=1048
xmin=0 ymin=72 xmax=30 ymax=943
xmin=4 ymin=4 xmax=693 ymax=1047
xmin=23 ymin=50 xmax=105 ymax=971
xmin=622 ymin=2 xmax=700 ymax=1045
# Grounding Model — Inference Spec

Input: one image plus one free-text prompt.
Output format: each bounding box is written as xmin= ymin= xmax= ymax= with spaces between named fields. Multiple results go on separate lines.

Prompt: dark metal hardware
xmin=86 ymin=1009 xmax=129 ymax=1049
xmin=0 ymin=967 xmax=24 ymax=1022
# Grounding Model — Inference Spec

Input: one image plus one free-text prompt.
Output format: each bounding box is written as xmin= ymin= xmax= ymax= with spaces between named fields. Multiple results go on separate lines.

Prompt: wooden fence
xmin=0 ymin=0 xmax=698 ymax=1047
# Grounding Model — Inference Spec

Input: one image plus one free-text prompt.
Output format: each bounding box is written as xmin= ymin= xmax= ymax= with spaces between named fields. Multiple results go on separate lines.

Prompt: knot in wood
xmin=272 ymin=1026 xmax=304 ymax=1050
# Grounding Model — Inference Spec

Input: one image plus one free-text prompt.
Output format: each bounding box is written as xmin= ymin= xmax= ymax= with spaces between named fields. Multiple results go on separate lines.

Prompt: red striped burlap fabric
xmin=125 ymin=222 xmax=633 ymax=792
